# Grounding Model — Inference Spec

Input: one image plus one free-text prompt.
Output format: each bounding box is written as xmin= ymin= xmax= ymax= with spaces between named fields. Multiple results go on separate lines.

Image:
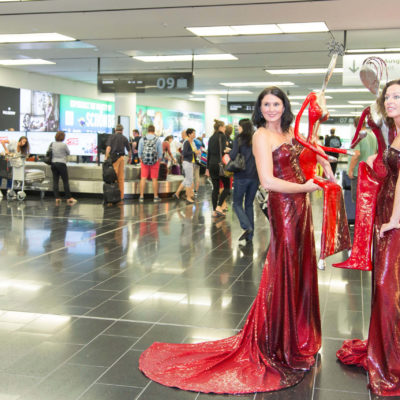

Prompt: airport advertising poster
xmin=60 ymin=95 xmax=115 ymax=133
xmin=0 ymin=86 xmax=20 ymax=131
xmin=27 ymin=131 xmax=97 ymax=156
xmin=20 ymin=89 xmax=60 ymax=132
xmin=136 ymin=105 xmax=205 ymax=137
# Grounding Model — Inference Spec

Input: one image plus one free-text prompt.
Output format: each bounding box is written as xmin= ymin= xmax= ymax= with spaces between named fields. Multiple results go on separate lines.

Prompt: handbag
xmin=226 ymin=152 xmax=246 ymax=173
xmin=44 ymin=143 xmax=53 ymax=165
xmin=218 ymin=135 xmax=233 ymax=177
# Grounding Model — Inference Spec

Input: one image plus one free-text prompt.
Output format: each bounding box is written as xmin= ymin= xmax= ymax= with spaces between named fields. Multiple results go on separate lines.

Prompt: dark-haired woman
xmin=206 ymin=119 xmax=230 ymax=217
xmin=139 ymin=87 xmax=332 ymax=394
xmin=229 ymin=118 xmax=259 ymax=242
xmin=337 ymin=80 xmax=400 ymax=396
xmin=50 ymin=131 xmax=77 ymax=205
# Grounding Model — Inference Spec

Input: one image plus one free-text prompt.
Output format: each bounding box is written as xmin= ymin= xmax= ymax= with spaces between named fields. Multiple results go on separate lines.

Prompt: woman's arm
xmin=380 ymin=173 xmax=400 ymax=237
xmin=253 ymin=129 xmax=319 ymax=194
xmin=229 ymin=138 xmax=239 ymax=160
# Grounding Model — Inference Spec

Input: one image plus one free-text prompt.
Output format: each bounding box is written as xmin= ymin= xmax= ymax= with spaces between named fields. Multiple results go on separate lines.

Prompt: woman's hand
xmin=303 ymin=179 xmax=320 ymax=193
xmin=380 ymin=218 xmax=400 ymax=238
xmin=366 ymin=154 xmax=377 ymax=169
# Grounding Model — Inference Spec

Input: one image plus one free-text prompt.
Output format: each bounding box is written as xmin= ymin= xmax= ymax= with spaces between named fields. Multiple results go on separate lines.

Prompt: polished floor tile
xmin=0 ymin=179 xmax=375 ymax=399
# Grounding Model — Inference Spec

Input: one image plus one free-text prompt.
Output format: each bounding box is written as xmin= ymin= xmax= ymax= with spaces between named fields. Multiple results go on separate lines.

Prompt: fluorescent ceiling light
xmin=192 ymin=90 xmax=252 ymax=95
xmin=231 ymin=24 xmax=282 ymax=35
xmin=220 ymin=81 xmax=294 ymax=87
xmin=266 ymin=68 xmax=343 ymax=75
xmin=347 ymin=48 xmax=400 ymax=53
xmin=326 ymin=104 xmax=364 ymax=108
xmin=0 ymin=32 xmax=76 ymax=43
xmin=289 ymin=95 xmax=332 ymax=100
xmin=277 ymin=22 xmax=329 ymax=33
xmin=317 ymin=88 xmax=370 ymax=93
xmin=186 ymin=26 xmax=235 ymax=36
xmin=189 ymin=97 xmax=206 ymax=102
xmin=330 ymin=113 xmax=356 ymax=117
xmin=0 ymin=59 xmax=55 ymax=65
xmin=348 ymin=100 xmax=374 ymax=104
xmin=186 ymin=22 xmax=329 ymax=37
xmin=133 ymin=54 xmax=237 ymax=62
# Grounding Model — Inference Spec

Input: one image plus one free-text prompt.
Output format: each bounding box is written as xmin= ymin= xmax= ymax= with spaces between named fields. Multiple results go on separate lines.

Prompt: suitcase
xmin=171 ymin=164 xmax=181 ymax=175
xmin=103 ymin=182 xmax=121 ymax=204
xmin=158 ymin=162 xmax=168 ymax=181
xmin=344 ymin=189 xmax=355 ymax=224
xmin=103 ymin=160 xmax=117 ymax=184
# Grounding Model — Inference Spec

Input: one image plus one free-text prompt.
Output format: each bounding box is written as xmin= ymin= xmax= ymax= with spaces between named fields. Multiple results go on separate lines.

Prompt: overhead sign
xmin=343 ymin=54 xmax=400 ymax=86
xmin=228 ymin=101 xmax=255 ymax=114
xmin=98 ymin=72 xmax=194 ymax=93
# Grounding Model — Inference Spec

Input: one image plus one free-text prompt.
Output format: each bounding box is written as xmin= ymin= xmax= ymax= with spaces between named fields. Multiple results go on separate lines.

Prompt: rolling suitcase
xmin=171 ymin=164 xmax=181 ymax=175
xmin=158 ymin=162 xmax=168 ymax=181
xmin=103 ymin=182 xmax=121 ymax=204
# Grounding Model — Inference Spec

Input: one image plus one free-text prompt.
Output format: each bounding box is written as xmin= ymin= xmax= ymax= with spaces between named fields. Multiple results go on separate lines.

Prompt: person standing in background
xmin=347 ymin=117 xmax=377 ymax=202
xmin=49 ymin=131 xmax=77 ymax=206
xmin=138 ymin=125 xmax=163 ymax=202
xmin=229 ymin=118 xmax=259 ymax=243
xmin=324 ymin=127 xmax=342 ymax=174
xmin=105 ymin=124 xmax=132 ymax=203
xmin=131 ymin=129 xmax=141 ymax=164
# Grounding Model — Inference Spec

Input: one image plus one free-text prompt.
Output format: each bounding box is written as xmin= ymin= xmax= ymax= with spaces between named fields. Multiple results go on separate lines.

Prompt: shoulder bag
xmin=44 ymin=143 xmax=53 ymax=165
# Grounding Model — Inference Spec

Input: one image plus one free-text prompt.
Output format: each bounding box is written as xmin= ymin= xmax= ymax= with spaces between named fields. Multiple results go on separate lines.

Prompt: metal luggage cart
xmin=6 ymin=154 xmax=47 ymax=201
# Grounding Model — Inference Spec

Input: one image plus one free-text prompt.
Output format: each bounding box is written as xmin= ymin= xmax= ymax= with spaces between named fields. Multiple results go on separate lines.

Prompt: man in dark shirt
xmin=324 ymin=128 xmax=342 ymax=174
xmin=131 ymin=129 xmax=141 ymax=164
xmin=105 ymin=124 xmax=131 ymax=202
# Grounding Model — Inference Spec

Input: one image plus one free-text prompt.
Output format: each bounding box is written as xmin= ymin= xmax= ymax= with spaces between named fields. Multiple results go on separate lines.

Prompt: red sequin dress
xmin=337 ymin=147 xmax=400 ymax=396
xmin=139 ymin=140 xmax=321 ymax=394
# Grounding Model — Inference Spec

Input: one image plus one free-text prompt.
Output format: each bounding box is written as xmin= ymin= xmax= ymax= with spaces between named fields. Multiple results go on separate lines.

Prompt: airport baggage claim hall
xmin=0 ymin=1 xmax=398 ymax=399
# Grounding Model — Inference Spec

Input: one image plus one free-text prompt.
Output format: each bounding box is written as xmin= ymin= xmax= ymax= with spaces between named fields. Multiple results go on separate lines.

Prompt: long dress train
xmin=337 ymin=147 xmax=400 ymax=396
xmin=139 ymin=141 xmax=321 ymax=394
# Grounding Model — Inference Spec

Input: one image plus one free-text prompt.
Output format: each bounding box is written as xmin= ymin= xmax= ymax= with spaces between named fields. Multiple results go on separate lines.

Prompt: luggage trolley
xmin=6 ymin=154 xmax=47 ymax=201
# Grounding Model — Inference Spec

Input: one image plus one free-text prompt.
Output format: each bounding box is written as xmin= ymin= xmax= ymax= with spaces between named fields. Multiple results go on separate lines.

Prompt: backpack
xmin=142 ymin=137 xmax=158 ymax=165
xmin=329 ymin=136 xmax=341 ymax=148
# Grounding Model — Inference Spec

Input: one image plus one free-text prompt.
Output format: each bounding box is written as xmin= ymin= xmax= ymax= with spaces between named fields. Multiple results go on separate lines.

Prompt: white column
xmin=205 ymin=95 xmax=220 ymax=137
xmin=114 ymin=93 xmax=137 ymax=138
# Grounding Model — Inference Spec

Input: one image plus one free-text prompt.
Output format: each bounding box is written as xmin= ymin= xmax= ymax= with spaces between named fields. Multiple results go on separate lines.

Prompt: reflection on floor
xmin=0 ymin=185 xmax=376 ymax=400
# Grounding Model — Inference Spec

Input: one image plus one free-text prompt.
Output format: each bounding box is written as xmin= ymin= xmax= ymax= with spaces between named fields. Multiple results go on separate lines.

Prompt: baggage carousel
xmin=3 ymin=162 xmax=183 ymax=197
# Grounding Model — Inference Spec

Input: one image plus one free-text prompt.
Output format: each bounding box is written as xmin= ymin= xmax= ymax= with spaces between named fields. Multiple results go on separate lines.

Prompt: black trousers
xmin=209 ymin=163 xmax=230 ymax=210
xmin=51 ymin=162 xmax=71 ymax=199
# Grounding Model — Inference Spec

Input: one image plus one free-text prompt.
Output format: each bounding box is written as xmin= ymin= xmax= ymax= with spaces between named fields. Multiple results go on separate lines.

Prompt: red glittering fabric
xmin=139 ymin=141 xmax=321 ymax=394
xmin=337 ymin=147 xmax=400 ymax=396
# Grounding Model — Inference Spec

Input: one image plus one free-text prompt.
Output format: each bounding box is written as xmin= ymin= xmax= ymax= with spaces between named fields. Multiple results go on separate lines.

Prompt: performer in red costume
xmin=139 ymin=87 xmax=330 ymax=394
xmin=333 ymin=57 xmax=392 ymax=272
xmin=293 ymin=49 xmax=352 ymax=269
xmin=337 ymin=80 xmax=400 ymax=396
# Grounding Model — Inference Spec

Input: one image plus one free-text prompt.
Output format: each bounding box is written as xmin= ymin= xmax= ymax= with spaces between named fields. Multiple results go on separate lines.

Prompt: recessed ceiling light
xmin=0 ymin=33 xmax=76 ymax=43
xmin=220 ymin=81 xmax=294 ymax=87
xmin=186 ymin=22 xmax=329 ymax=37
xmin=0 ymin=59 xmax=55 ymax=65
xmin=347 ymin=48 xmax=400 ymax=53
xmin=266 ymin=68 xmax=343 ymax=75
xmin=192 ymin=90 xmax=252 ymax=95
xmin=231 ymin=24 xmax=282 ymax=35
xmin=288 ymin=95 xmax=332 ymax=100
xmin=317 ymin=88 xmax=370 ymax=93
xmin=348 ymin=100 xmax=374 ymax=104
xmin=326 ymin=104 xmax=364 ymax=108
xmin=133 ymin=54 xmax=237 ymax=62
xmin=277 ymin=22 xmax=329 ymax=33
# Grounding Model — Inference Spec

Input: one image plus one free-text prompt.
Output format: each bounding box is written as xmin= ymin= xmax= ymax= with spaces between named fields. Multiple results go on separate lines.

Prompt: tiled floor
xmin=0 ymin=182 xmax=381 ymax=399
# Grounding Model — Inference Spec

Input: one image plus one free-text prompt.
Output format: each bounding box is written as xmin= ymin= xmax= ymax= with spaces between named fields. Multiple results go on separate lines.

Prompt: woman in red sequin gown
xmin=337 ymin=80 xmax=400 ymax=396
xmin=139 ymin=87 xmax=334 ymax=394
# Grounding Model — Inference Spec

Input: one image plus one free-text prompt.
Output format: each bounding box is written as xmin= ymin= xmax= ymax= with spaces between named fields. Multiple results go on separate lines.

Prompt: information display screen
xmin=228 ymin=102 xmax=255 ymax=114
xmin=27 ymin=131 xmax=97 ymax=156
xmin=98 ymin=73 xmax=194 ymax=94
xmin=59 ymin=95 xmax=115 ymax=133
